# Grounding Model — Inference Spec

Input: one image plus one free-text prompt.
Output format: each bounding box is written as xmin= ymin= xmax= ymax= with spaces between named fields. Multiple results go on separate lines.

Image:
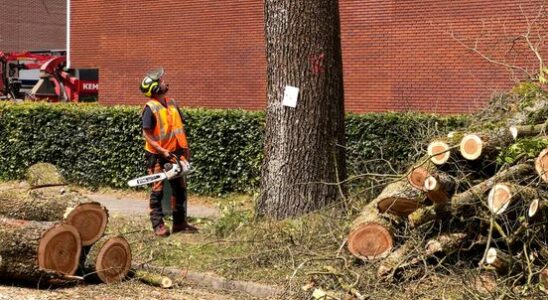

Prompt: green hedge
xmin=0 ymin=102 xmax=468 ymax=195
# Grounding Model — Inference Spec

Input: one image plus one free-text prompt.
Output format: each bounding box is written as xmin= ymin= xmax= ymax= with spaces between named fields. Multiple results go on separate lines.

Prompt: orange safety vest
xmin=143 ymin=97 xmax=188 ymax=153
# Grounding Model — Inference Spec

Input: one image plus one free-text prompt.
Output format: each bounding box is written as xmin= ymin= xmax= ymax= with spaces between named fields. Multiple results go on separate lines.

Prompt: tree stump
xmin=0 ymin=218 xmax=81 ymax=282
xmin=83 ymin=235 xmax=132 ymax=284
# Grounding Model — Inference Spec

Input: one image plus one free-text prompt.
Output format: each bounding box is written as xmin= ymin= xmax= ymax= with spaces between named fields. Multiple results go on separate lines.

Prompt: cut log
xmin=536 ymin=147 xmax=548 ymax=182
xmin=0 ymin=218 xmax=81 ymax=282
xmin=26 ymin=162 xmax=66 ymax=188
xmin=459 ymin=130 xmax=513 ymax=161
xmin=452 ymin=164 xmax=535 ymax=212
xmin=407 ymin=166 xmax=431 ymax=191
xmin=424 ymin=173 xmax=456 ymax=204
xmin=540 ymin=268 xmax=548 ymax=294
xmin=377 ymin=233 xmax=467 ymax=278
xmin=374 ymin=180 xmax=423 ymax=216
xmin=133 ymin=270 xmax=173 ymax=288
xmin=409 ymin=164 xmax=535 ymax=227
xmin=528 ymin=199 xmax=548 ymax=220
xmin=428 ymin=140 xmax=451 ymax=165
xmin=0 ymin=189 xmax=109 ymax=246
xmin=83 ymin=235 xmax=132 ymax=284
xmin=485 ymin=248 xmax=515 ymax=275
xmin=487 ymin=183 xmax=540 ymax=215
xmin=347 ymin=206 xmax=395 ymax=260
xmin=377 ymin=239 xmax=418 ymax=278
xmin=509 ymin=123 xmax=547 ymax=140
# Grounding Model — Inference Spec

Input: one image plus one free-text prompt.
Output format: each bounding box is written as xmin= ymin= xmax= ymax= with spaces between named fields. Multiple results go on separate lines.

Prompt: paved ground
xmin=86 ymin=194 xmax=220 ymax=219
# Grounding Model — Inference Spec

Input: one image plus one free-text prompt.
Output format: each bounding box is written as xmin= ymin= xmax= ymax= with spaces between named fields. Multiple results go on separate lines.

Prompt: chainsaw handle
xmin=168 ymin=153 xmax=183 ymax=175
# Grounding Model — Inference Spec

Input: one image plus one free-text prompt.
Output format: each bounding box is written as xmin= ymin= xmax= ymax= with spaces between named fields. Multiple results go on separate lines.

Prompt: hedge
xmin=0 ymin=102 xmax=468 ymax=195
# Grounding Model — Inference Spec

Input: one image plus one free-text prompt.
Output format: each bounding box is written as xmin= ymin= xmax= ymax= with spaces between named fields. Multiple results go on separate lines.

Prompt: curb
xmin=132 ymin=263 xmax=285 ymax=299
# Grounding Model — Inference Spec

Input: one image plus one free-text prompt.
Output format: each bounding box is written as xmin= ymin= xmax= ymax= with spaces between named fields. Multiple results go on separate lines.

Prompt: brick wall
xmin=71 ymin=0 xmax=547 ymax=113
xmin=0 ymin=0 xmax=66 ymax=52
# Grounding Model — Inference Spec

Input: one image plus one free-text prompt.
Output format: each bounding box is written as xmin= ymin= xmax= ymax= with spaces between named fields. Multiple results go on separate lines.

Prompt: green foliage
xmin=345 ymin=112 xmax=469 ymax=194
xmin=0 ymin=102 xmax=468 ymax=195
xmin=210 ymin=199 xmax=253 ymax=238
xmin=497 ymin=137 xmax=548 ymax=165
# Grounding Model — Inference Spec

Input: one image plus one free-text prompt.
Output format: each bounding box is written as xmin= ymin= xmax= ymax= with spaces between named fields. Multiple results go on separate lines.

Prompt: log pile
xmin=0 ymin=163 xmax=131 ymax=285
xmin=348 ymin=83 xmax=548 ymax=288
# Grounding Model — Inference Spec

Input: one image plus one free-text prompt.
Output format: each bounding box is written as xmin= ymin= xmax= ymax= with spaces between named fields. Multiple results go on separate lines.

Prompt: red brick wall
xmin=71 ymin=0 xmax=547 ymax=113
xmin=0 ymin=0 xmax=66 ymax=52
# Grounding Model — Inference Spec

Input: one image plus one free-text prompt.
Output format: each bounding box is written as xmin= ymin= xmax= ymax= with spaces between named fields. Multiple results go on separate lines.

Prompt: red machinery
xmin=0 ymin=51 xmax=98 ymax=102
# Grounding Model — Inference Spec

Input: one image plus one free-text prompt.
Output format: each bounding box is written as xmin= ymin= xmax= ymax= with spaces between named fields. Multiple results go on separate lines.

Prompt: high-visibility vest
xmin=144 ymin=97 xmax=188 ymax=153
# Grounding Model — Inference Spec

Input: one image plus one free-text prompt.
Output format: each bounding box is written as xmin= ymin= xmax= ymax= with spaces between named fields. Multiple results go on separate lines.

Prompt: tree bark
xmin=258 ymin=0 xmax=346 ymax=219
xmin=374 ymin=180 xmax=424 ymax=217
xmin=0 ymin=188 xmax=109 ymax=246
xmin=83 ymin=235 xmax=132 ymax=284
xmin=0 ymin=218 xmax=81 ymax=282
xmin=509 ymin=123 xmax=547 ymax=140
xmin=485 ymin=248 xmax=516 ymax=275
xmin=424 ymin=173 xmax=456 ymax=204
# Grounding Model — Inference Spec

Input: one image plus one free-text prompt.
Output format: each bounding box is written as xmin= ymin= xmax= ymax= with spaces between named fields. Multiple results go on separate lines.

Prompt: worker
xmin=140 ymin=67 xmax=198 ymax=237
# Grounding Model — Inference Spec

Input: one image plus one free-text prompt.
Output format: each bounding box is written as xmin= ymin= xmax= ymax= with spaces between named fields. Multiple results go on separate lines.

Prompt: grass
xmin=107 ymin=193 xmax=548 ymax=300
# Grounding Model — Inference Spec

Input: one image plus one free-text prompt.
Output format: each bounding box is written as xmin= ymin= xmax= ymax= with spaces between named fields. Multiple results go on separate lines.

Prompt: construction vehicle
xmin=0 ymin=50 xmax=98 ymax=102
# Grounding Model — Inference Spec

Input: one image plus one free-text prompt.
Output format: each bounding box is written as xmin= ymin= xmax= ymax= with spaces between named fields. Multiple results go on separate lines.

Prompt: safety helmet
xmin=140 ymin=67 xmax=165 ymax=97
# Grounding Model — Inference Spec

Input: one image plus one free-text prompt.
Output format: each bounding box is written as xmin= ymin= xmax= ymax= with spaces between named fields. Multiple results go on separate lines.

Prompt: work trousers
xmin=145 ymin=151 xmax=188 ymax=229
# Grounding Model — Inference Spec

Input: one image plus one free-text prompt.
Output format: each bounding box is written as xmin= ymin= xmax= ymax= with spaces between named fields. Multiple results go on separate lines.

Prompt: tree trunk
xmin=83 ymin=235 xmax=132 ymax=284
xmin=0 ymin=218 xmax=81 ymax=282
xmin=257 ymin=0 xmax=346 ymax=219
xmin=0 ymin=188 xmax=109 ymax=246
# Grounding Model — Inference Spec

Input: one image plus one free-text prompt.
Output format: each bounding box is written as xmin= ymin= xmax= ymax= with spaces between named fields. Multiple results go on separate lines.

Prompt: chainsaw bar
xmin=127 ymin=173 xmax=167 ymax=187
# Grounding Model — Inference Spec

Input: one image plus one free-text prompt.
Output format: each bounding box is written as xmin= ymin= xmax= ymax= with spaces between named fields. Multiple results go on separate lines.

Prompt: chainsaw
xmin=127 ymin=154 xmax=191 ymax=187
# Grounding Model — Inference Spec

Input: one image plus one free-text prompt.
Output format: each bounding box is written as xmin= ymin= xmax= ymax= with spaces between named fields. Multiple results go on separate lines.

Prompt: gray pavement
xmin=86 ymin=194 xmax=220 ymax=219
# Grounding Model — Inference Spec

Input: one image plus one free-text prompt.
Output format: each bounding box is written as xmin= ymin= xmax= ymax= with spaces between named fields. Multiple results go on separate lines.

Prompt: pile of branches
xmin=346 ymin=83 xmax=548 ymax=291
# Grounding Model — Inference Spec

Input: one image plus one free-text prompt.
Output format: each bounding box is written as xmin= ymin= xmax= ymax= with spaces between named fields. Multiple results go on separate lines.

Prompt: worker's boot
xmin=153 ymin=224 xmax=170 ymax=237
xmin=172 ymin=222 xmax=199 ymax=234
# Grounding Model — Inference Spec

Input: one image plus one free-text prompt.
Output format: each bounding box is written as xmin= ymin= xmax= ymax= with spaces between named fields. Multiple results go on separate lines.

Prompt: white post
xmin=66 ymin=0 xmax=71 ymax=68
